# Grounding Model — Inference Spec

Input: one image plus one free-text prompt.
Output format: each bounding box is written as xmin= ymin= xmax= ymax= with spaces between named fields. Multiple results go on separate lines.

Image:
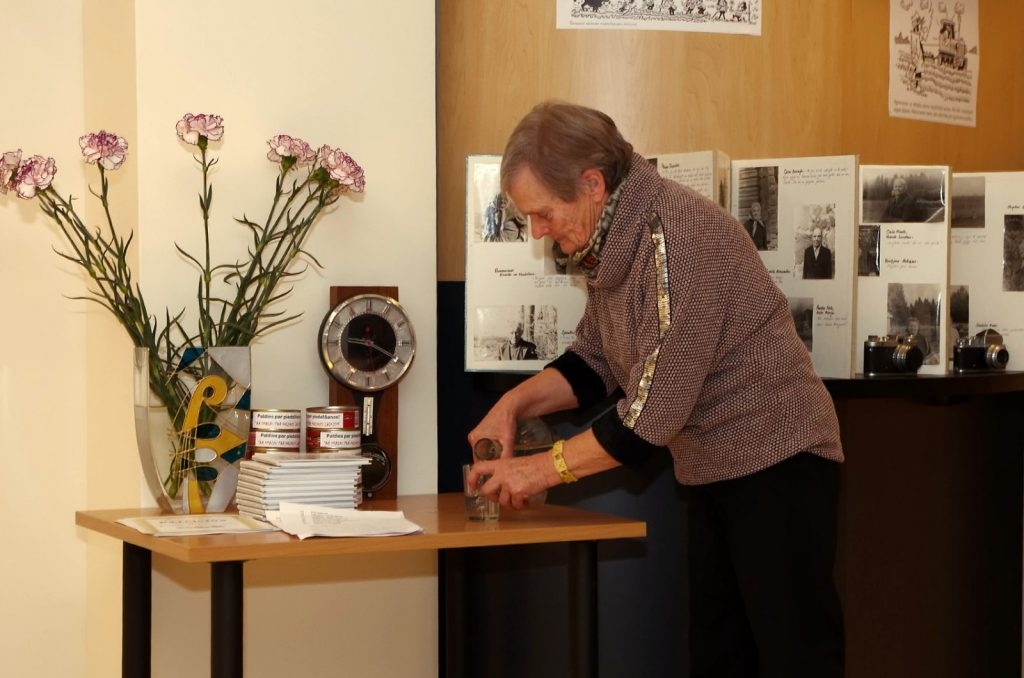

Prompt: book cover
xmin=855 ymin=165 xmax=951 ymax=375
xmin=949 ymin=172 xmax=1024 ymax=371
xmin=730 ymin=155 xmax=860 ymax=378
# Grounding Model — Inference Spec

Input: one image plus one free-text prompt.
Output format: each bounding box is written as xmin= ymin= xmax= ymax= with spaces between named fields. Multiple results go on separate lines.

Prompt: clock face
xmin=318 ymin=294 xmax=416 ymax=392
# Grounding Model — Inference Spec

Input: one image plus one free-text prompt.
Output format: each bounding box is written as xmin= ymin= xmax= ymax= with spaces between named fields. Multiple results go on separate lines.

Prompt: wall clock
xmin=318 ymin=286 xmax=416 ymax=499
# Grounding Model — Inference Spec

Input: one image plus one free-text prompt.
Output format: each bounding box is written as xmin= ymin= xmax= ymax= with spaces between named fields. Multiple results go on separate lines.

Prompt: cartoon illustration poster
xmin=888 ymin=0 xmax=979 ymax=127
xmin=556 ymin=0 xmax=761 ymax=35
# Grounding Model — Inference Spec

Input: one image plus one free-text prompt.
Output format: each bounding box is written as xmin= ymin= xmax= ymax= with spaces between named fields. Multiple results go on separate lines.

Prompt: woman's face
xmin=506 ymin=166 xmax=604 ymax=256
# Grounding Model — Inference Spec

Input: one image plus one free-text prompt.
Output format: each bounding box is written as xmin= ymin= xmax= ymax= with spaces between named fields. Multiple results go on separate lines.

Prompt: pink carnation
xmin=175 ymin=113 xmax=224 ymax=145
xmin=79 ymin=131 xmax=129 ymax=170
xmin=13 ymin=155 xmax=57 ymax=199
xmin=316 ymin=145 xmax=365 ymax=193
xmin=0 ymin=149 xmax=22 ymax=195
xmin=266 ymin=135 xmax=315 ymax=166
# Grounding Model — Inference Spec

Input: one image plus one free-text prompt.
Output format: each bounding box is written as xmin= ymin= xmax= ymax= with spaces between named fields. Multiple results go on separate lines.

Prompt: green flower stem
xmin=217 ymin=171 xmax=335 ymax=346
xmin=196 ymin=140 xmax=215 ymax=346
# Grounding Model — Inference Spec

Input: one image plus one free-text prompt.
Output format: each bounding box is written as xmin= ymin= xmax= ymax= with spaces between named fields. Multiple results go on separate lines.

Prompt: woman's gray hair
xmin=500 ymin=101 xmax=634 ymax=202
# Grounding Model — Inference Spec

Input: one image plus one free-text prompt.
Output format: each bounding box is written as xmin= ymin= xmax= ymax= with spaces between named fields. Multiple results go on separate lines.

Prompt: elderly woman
xmin=468 ymin=101 xmax=844 ymax=677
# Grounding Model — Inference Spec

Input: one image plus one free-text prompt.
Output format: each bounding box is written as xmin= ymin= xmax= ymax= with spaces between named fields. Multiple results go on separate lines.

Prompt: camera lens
xmin=985 ymin=344 xmax=1009 ymax=368
xmin=892 ymin=344 xmax=924 ymax=372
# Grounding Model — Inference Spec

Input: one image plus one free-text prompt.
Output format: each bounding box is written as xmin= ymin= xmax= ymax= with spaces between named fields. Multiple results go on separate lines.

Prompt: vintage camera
xmin=952 ymin=329 xmax=1009 ymax=372
xmin=863 ymin=334 xmax=924 ymax=376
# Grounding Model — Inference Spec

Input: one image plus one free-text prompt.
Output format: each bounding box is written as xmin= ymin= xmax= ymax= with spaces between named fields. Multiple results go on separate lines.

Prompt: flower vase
xmin=133 ymin=346 xmax=251 ymax=514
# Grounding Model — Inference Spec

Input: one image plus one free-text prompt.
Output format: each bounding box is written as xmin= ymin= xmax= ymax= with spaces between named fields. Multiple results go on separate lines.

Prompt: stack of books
xmin=236 ymin=452 xmax=368 ymax=522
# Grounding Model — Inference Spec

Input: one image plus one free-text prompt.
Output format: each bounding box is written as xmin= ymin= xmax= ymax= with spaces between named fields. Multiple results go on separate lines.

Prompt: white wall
xmin=0 ymin=2 xmax=438 ymax=677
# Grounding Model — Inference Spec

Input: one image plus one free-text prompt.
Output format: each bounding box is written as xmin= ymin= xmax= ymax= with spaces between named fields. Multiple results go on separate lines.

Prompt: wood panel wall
xmin=438 ymin=0 xmax=1024 ymax=281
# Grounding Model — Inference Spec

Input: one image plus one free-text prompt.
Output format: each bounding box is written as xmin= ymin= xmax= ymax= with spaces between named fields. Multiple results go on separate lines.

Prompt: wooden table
xmin=76 ymin=493 xmax=646 ymax=678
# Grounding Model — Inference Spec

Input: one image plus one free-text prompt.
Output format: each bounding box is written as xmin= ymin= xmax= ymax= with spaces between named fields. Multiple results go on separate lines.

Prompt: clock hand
xmin=347 ymin=337 xmax=398 ymax=361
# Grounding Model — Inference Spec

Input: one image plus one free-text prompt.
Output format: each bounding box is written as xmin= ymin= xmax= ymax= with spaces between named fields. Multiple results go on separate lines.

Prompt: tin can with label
xmin=248 ymin=409 xmax=302 ymax=454
xmin=306 ymin=405 xmax=361 ymax=452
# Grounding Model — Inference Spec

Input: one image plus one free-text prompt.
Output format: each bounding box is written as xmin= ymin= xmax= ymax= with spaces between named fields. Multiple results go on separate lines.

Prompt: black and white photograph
xmin=949 ymin=284 xmax=970 ymax=341
xmin=861 ymin=167 xmax=947 ymax=224
xmin=796 ymin=203 xmax=836 ymax=280
xmin=478 ymin=193 xmax=529 ymax=243
xmin=472 ymin=304 xmax=558 ymax=362
xmin=735 ymin=165 xmax=778 ymax=251
xmin=858 ymin=225 xmax=881 ymax=277
xmin=789 ymin=297 xmax=814 ymax=352
xmin=1003 ymin=214 xmax=1024 ymax=292
xmin=951 ymin=174 xmax=985 ymax=228
xmin=886 ymin=282 xmax=942 ymax=366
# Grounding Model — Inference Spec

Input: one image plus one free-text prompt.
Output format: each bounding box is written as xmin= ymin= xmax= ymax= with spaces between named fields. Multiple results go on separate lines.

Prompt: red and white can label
xmin=306 ymin=406 xmax=360 ymax=430
xmin=248 ymin=429 xmax=301 ymax=451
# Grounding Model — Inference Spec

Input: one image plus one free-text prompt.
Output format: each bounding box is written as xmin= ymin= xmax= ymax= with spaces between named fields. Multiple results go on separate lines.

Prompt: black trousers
xmin=685 ymin=453 xmax=844 ymax=678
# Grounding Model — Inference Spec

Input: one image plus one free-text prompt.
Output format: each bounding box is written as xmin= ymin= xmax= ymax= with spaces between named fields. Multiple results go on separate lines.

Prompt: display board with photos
xmin=950 ymin=172 xmax=1024 ymax=371
xmin=855 ymin=164 xmax=951 ymax=375
xmin=464 ymin=150 xmax=732 ymax=373
xmin=730 ymin=155 xmax=860 ymax=378
xmin=463 ymin=154 xmax=587 ymax=373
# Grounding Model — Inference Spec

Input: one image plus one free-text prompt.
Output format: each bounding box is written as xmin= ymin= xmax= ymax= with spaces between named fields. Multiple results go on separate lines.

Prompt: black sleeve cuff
xmin=547 ymin=351 xmax=608 ymax=410
xmin=591 ymin=407 xmax=666 ymax=469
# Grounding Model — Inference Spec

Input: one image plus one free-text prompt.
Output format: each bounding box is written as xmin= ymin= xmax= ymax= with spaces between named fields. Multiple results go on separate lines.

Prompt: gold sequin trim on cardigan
xmin=624 ymin=214 xmax=671 ymax=429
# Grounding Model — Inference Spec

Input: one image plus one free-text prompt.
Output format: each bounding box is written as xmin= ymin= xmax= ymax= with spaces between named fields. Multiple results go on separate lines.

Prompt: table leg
xmin=568 ymin=541 xmax=598 ymax=678
xmin=441 ymin=549 xmax=468 ymax=678
xmin=122 ymin=543 xmax=152 ymax=678
xmin=211 ymin=561 xmax=244 ymax=678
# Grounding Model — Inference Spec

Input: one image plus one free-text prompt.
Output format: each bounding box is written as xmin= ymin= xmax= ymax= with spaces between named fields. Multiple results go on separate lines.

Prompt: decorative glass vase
xmin=133 ymin=346 xmax=251 ymax=514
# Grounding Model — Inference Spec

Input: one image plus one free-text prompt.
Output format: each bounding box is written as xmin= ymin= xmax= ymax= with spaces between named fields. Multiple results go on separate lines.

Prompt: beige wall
xmin=0 ymin=1 xmax=438 ymax=677
xmin=0 ymin=3 xmax=90 ymax=676
xmin=437 ymin=0 xmax=1024 ymax=281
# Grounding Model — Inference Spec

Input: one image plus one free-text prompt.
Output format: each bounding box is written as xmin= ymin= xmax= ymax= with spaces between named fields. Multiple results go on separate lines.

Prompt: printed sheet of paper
xmin=888 ymin=0 xmax=979 ymax=127
xmin=730 ymin=155 xmax=860 ymax=378
xmin=556 ymin=0 xmax=762 ymax=35
xmin=647 ymin=150 xmax=732 ymax=211
xmin=950 ymin=172 xmax=1024 ymax=371
xmin=265 ymin=503 xmax=423 ymax=540
xmin=856 ymin=164 xmax=951 ymax=375
xmin=116 ymin=514 xmax=277 ymax=536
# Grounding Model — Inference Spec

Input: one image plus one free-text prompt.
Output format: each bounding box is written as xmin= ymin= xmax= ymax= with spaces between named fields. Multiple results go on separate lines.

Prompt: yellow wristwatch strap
xmin=550 ymin=440 xmax=577 ymax=483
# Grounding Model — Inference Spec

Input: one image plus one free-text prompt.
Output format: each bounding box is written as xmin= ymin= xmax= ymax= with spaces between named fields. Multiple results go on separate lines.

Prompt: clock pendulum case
xmin=317 ymin=286 xmax=416 ymax=500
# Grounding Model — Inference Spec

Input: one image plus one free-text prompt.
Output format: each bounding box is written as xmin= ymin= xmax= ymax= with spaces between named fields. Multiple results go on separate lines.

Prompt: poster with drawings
xmin=855 ymin=164 xmax=951 ymax=375
xmin=464 ymin=154 xmax=587 ymax=373
xmin=949 ymin=172 xmax=1024 ymax=371
xmin=556 ymin=0 xmax=762 ymax=35
xmin=888 ymin=0 xmax=979 ymax=127
xmin=730 ymin=155 xmax=859 ymax=378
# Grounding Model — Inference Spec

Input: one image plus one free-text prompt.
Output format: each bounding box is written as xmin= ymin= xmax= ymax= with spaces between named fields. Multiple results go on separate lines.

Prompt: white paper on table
xmin=117 ymin=514 xmax=278 ymax=536
xmin=265 ymin=502 xmax=423 ymax=540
